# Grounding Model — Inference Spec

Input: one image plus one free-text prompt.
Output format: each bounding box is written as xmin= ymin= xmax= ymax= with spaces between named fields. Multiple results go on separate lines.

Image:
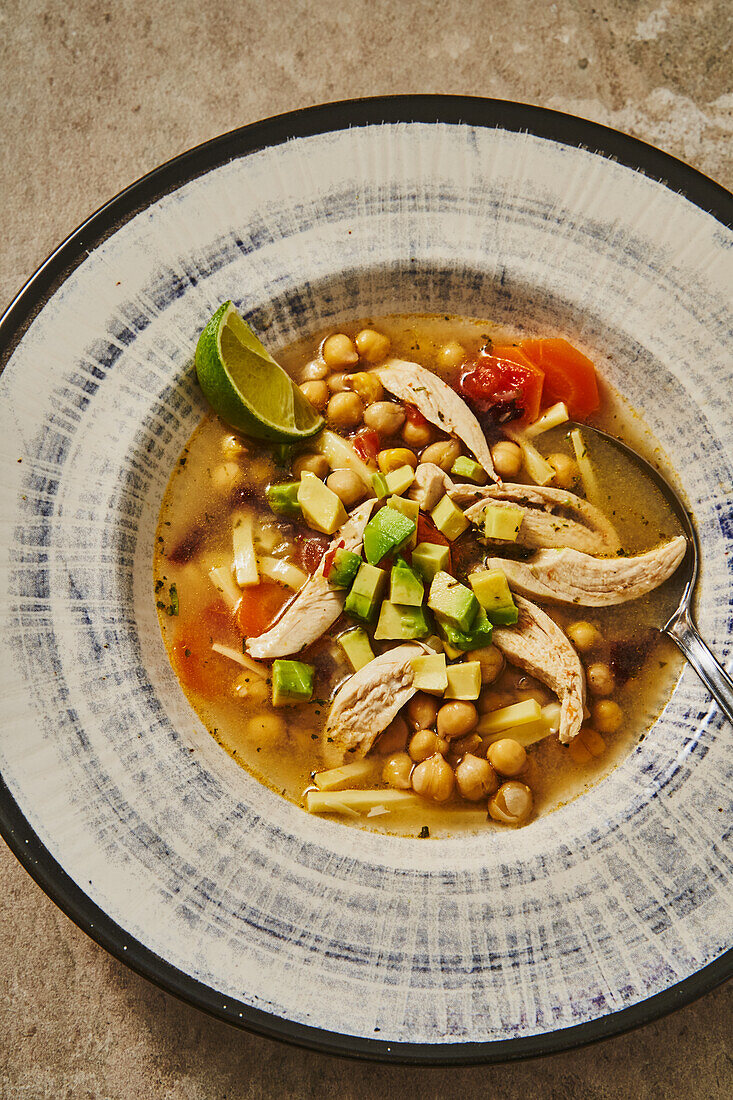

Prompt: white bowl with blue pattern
xmin=0 ymin=98 xmax=730 ymax=1063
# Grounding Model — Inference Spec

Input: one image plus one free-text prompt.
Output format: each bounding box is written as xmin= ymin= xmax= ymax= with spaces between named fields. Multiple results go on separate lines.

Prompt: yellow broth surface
xmin=154 ymin=315 xmax=684 ymax=836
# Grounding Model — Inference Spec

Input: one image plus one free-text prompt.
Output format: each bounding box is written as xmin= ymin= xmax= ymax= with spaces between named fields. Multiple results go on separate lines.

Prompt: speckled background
xmin=0 ymin=1 xmax=730 ymax=1096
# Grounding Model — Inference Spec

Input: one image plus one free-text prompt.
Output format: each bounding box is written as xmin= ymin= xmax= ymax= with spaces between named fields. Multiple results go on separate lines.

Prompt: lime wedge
xmin=194 ymin=302 xmax=324 ymax=441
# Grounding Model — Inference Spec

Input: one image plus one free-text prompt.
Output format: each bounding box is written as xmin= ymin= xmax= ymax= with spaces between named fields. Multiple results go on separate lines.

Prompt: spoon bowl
xmin=573 ymin=423 xmax=733 ymax=725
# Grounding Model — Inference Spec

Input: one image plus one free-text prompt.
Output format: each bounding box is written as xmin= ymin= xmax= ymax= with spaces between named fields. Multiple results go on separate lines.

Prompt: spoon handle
xmin=666 ymin=609 xmax=733 ymax=726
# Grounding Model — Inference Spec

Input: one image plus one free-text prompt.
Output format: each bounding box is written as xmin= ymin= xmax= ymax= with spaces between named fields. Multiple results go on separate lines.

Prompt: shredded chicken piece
xmin=461 ymin=497 xmax=616 ymax=555
xmin=492 ymin=595 xmax=586 ymax=743
xmin=372 ymin=358 xmax=497 ymax=479
xmin=322 ymin=643 xmax=427 ymax=766
xmin=408 ymin=463 xmax=454 ymax=511
xmin=487 ymin=535 xmax=686 ymax=607
xmin=451 ymin=482 xmax=621 ymax=554
xmin=246 ymin=500 xmax=375 ymax=658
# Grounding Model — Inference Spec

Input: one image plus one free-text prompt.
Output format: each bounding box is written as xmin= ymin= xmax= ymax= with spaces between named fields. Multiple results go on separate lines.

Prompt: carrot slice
xmin=235 ymin=581 xmax=290 ymax=637
xmin=520 ymin=338 xmax=600 ymax=420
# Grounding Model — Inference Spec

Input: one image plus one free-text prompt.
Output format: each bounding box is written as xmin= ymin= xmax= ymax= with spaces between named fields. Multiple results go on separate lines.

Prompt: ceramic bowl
xmin=0 ymin=97 xmax=731 ymax=1064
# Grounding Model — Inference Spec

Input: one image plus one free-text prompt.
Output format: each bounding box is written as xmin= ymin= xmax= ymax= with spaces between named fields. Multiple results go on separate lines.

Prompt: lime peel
xmin=195 ymin=301 xmax=324 ymax=442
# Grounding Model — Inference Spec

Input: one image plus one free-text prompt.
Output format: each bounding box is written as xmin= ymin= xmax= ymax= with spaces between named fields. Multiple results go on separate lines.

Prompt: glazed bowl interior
xmin=0 ymin=111 xmax=730 ymax=1060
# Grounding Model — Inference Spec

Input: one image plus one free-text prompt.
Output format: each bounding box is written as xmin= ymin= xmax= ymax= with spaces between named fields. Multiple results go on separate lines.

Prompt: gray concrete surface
xmin=0 ymin=1 xmax=730 ymax=1095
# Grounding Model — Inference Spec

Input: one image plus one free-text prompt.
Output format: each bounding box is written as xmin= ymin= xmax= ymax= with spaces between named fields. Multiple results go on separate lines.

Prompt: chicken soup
xmin=154 ymin=308 xmax=685 ymax=836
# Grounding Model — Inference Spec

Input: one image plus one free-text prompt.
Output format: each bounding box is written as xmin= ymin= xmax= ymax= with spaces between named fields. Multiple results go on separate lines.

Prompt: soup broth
xmin=154 ymin=314 xmax=684 ymax=836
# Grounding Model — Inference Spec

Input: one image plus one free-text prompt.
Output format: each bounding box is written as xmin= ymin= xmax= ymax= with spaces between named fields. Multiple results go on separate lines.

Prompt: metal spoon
xmin=573 ymin=423 xmax=733 ymax=725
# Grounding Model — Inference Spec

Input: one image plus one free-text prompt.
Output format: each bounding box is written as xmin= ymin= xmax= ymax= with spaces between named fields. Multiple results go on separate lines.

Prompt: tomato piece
xmin=292 ymin=534 xmax=330 ymax=574
xmin=200 ymin=599 xmax=241 ymax=647
xmin=171 ymin=634 xmax=233 ymax=698
xmin=235 ymin=581 xmax=290 ymax=637
xmin=416 ymin=514 xmax=452 ymax=572
xmin=520 ymin=338 xmax=600 ymax=420
xmin=404 ymin=404 xmax=429 ymax=427
xmin=352 ymin=428 xmax=380 ymax=462
xmin=459 ymin=347 xmax=544 ymax=423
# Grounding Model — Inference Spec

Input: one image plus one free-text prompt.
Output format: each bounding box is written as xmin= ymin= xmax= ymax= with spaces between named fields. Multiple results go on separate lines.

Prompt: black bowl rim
xmin=0 ymin=95 xmax=731 ymax=1066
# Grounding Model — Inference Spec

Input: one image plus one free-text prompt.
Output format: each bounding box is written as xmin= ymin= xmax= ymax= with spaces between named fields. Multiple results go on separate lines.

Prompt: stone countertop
xmin=0 ymin=1 xmax=730 ymax=1096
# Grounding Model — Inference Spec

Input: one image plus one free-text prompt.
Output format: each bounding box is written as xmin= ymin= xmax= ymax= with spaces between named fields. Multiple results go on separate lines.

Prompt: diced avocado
xmin=436 ymin=606 xmax=493 ymax=652
xmin=389 ymin=495 xmax=419 ymax=548
xmin=469 ymin=568 xmax=519 ymax=625
xmin=431 ymin=494 xmax=470 ymax=540
xmin=488 ymin=605 xmax=519 ymax=625
xmin=451 ymin=456 xmax=488 ymax=484
xmin=442 ymin=638 xmax=463 ymax=660
xmin=385 ymin=464 xmax=415 ymax=496
xmin=374 ymin=600 xmax=430 ymax=640
xmin=445 ymin=661 xmax=482 ymax=700
xmin=411 ymin=652 xmax=448 ymax=694
xmin=411 ymin=541 xmax=451 ymax=582
xmin=371 ymin=471 xmax=390 ymax=499
xmin=390 ymin=557 xmax=424 ymax=607
xmin=297 ymin=472 xmax=348 ymax=534
xmin=327 ymin=547 xmax=362 ymax=589
xmin=266 ymin=481 xmax=302 ymax=519
xmin=362 ymin=506 xmax=416 ymax=565
xmin=272 ymin=659 xmax=314 ymax=707
xmin=344 ymin=561 xmax=387 ymax=623
xmin=483 ymin=502 xmax=524 ymax=542
xmin=338 ymin=627 xmax=375 ymax=671
xmin=428 ymin=571 xmax=479 ymax=631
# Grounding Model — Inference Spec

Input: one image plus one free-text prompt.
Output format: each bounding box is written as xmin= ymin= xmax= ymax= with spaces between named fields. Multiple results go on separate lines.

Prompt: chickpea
xmin=210 ymin=461 xmax=243 ymax=492
xmin=327 ymin=391 xmax=364 ymax=429
xmin=364 ymin=401 xmax=406 ymax=436
xmin=411 ymin=753 xmax=455 ymax=802
xmin=243 ymin=713 xmax=286 ymax=747
xmin=300 ymin=359 xmax=329 ymax=382
xmin=548 ymin=452 xmax=579 ymax=490
xmin=567 ymin=620 xmax=602 ymax=653
xmin=322 ymin=333 xmax=359 ymax=369
xmin=477 ymin=690 xmax=515 ymax=715
xmin=402 ymin=418 xmax=435 ymax=448
xmin=437 ymin=701 xmax=478 ymax=741
xmin=491 ymin=440 xmax=522 ymax=478
xmin=377 ymin=715 xmax=408 ymax=754
xmin=382 ymin=752 xmax=413 ymax=790
xmin=292 ymin=453 xmax=329 ymax=479
xmin=568 ymin=727 xmax=606 ymax=764
xmin=348 ymin=372 xmax=384 ymax=405
xmin=245 ymin=456 xmax=276 ymax=486
xmin=489 ymin=781 xmax=533 ymax=824
xmin=406 ymin=692 xmax=438 ymax=731
xmin=233 ymin=675 xmax=269 ymax=704
xmin=436 ymin=341 xmax=465 ymax=369
xmin=448 ymin=732 xmax=483 ymax=760
xmin=592 ymin=699 xmax=623 ymax=734
xmin=325 ymin=468 xmax=365 ymax=508
xmin=299 ymin=379 xmax=329 ymax=411
xmin=355 ymin=328 xmax=391 ymax=363
xmin=377 ymin=447 xmax=418 ymax=473
xmin=409 ymin=729 xmax=449 ymax=762
xmin=327 ymin=371 xmax=352 ymax=393
xmin=487 ymin=738 xmax=527 ymax=777
xmin=471 ymin=644 xmax=505 ymax=684
xmin=455 ymin=755 xmax=499 ymax=801
xmin=515 ymin=687 xmax=551 ymax=707
xmin=587 ymin=661 xmax=615 ymax=696
xmin=221 ymin=433 xmax=246 ymax=460
xmin=421 ymin=439 xmax=462 ymax=471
